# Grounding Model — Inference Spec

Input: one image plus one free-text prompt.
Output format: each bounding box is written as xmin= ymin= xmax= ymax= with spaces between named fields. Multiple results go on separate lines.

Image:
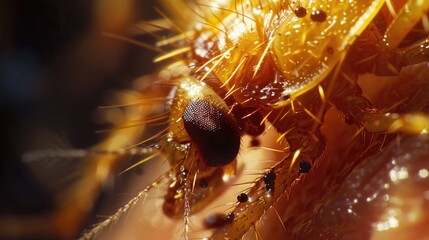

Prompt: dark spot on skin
xmin=311 ymin=10 xmax=327 ymax=22
xmin=250 ymin=138 xmax=260 ymax=147
xmin=237 ymin=193 xmax=249 ymax=203
xmin=299 ymin=161 xmax=312 ymax=173
xmin=199 ymin=178 xmax=208 ymax=188
xmin=294 ymin=6 xmax=307 ymax=18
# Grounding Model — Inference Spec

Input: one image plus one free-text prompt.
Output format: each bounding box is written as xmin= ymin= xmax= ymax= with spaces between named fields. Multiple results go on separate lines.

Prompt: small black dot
xmin=294 ymin=6 xmax=307 ymax=18
xmin=237 ymin=193 xmax=249 ymax=203
xmin=326 ymin=46 xmax=334 ymax=55
xmin=311 ymin=10 xmax=327 ymax=22
xmin=299 ymin=161 xmax=312 ymax=173
xmin=199 ymin=178 xmax=208 ymax=188
xmin=226 ymin=212 xmax=235 ymax=223
xmin=263 ymin=170 xmax=276 ymax=185
xmin=250 ymin=138 xmax=260 ymax=147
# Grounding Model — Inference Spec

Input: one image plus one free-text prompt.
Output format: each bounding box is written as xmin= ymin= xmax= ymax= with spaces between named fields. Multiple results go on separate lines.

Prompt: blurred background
xmin=0 ymin=0 xmax=162 ymax=238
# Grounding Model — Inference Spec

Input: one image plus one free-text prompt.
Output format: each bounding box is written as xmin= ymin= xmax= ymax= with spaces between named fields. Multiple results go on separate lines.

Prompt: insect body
xmin=193 ymin=0 xmax=386 ymax=104
xmin=80 ymin=0 xmax=429 ymax=239
xmin=17 ymin=0 xmax=429 ymax=239
xmin=174 ymin=1 xmax=429 ymax=239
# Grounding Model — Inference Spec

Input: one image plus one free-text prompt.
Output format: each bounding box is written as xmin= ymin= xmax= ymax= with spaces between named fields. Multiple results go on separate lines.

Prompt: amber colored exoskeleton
xmin=10 ymin=0 xmax=429 ymax=240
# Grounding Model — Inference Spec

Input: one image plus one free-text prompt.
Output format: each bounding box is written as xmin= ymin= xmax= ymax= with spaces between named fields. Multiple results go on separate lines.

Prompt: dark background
xmin=0 ymin=0 xmax=162 ymax=235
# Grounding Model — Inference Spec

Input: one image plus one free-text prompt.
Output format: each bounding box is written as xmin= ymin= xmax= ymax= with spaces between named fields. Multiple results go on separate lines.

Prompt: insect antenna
xmin=22 ymin=146 xmax=159 ymax=164
xmin=98 ymin=97 xmax=170 ymax=109
xmin=79 ymin=172 xmax=168 ymax=240
xmin=182 ymin=174 xmax=192 ymax=239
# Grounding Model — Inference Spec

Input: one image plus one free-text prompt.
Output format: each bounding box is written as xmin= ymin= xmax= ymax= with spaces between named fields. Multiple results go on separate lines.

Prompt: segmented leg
xmin=334 ymin=62 xmax=429 ymax=134
xmin=379 ymin=0 xmax=429 ymax=52
xmin=334 ymin=1 xmax=429 ymax=134
xmin=211 ymin=90 xmax=327 ymax=239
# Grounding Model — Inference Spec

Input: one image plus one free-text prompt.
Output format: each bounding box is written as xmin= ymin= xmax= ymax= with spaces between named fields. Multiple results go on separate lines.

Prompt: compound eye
xmin=183 ymin=99 xmax=240 ymax=167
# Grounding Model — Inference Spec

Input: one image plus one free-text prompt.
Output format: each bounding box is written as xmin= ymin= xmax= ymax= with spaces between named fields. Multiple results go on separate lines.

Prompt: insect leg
xmin=367 ymin=2 xmax=429 ymax=75
xmin=211 ymin=108 xmax=326 ymax=239
xmin=378 ymin=0 xmax=429 ymax=53
xmin=334 ymin=62 xmax=429 ymax=134
xmin=79 ymin=173 xmax=167 ymax=240
xmin=210 ymin=152 xmax=314 ymax=239
xmin=368 ymin=35 xmax=429 ymax=75
xmin=396 ymin=36 xmax=429 ymax=67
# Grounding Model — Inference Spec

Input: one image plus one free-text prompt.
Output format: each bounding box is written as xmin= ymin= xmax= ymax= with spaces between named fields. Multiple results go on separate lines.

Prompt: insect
xmin=13 ymin=0 xmax=429 ymax=239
